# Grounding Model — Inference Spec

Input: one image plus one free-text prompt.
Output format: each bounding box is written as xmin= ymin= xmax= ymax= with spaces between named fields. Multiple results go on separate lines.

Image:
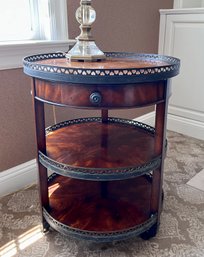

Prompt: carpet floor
xmin=1 ymin=131 xmax=204 ymax=257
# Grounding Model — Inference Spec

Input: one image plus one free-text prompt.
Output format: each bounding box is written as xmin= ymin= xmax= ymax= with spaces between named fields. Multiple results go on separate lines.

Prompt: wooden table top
xmin=23 ymin=52 xmax=180 ymax=84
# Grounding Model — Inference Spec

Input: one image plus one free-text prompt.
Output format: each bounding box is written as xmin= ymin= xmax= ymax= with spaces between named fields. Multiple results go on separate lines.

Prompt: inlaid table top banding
xmin=23 ymin=52 xmax=180 ymax=84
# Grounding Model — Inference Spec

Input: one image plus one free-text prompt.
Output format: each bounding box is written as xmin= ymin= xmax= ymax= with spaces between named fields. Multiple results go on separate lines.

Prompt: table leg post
xmin=101 ymin=181 xmax=108 ymax=198
xmin=100 ymin=109 xmax=109 ymax=198
xmin=32 ymin=79 xmax=49 ymax=232
xmin=148 ymin=80 xmax=170 ymax=237
xmin=101 ymin=109 xmax=108 ymax=123
xmin=150 ymin=101 xmax=166 ymax=217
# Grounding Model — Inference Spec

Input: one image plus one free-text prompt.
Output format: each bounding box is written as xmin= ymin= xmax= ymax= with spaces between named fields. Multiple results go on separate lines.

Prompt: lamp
xmin=66 ymin=0 xmax=106 ymax=62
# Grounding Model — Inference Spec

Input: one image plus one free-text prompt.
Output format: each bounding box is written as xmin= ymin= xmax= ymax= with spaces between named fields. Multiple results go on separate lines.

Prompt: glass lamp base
xmin=66 ymin=41 xmax=106 ymax=62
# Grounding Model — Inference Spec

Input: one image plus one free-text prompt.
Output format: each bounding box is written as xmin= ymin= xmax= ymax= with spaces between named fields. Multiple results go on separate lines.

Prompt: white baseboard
xmin=135 ymin=111 xmax=204 ymax=141
xmin=0 ymin=159 xmax=37 ymax=197
xmin=167 ymin=114 xmax=204 ymax=140
xmin=169 ymin=106 xmax=204 ymax=124
xmin=134 ymin=111 xmax=155 ymax=126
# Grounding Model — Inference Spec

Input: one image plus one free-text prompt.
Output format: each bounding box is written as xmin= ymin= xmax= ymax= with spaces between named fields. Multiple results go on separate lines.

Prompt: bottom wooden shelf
xmin=44 ymin=174 xmax=157 ymax=242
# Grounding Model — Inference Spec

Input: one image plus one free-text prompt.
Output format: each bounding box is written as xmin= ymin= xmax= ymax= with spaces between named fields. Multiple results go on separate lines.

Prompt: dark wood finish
xmin=101 ymin=109 xmax=108 ymax=123
xmin=150 ymin=81 xmax=170 ymax=222
xmin=24 ymin=53 xmax=180 ymax=85
xmin=37 ymin=57 xmax=170 ymax=69
xmin=101 ymin=110 xmax=108 ymax=161
xmin=32 ymin=79 xmax=49 ymax=231
xmin=25 ymin=53 xmax=179 ymax=241
xmin=46 ymin=121 xmax=156 ymax=169
xmin=35 ymin=79 xmax=165 ymax=108
xmin=48 ymin=175 xmax=152 ymax=232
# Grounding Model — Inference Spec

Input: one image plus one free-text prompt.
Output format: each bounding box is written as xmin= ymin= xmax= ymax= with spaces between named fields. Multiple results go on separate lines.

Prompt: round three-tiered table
xmin=23 ymin=52 xmax=180 ymax=242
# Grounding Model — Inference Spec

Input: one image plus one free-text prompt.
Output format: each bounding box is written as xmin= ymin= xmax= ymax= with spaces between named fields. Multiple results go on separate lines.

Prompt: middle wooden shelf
xmin=39 ymin=117 xmax=161 ymax=181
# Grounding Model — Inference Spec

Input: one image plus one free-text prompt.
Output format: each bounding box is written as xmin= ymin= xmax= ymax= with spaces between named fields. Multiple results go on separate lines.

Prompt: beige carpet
xmin=1 ymin=131 xmax=204 ymax=257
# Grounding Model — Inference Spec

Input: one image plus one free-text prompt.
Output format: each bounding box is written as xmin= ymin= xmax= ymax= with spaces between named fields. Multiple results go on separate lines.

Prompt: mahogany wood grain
xmin=150 ymin=81 xmax=169 ymax=224
xmin=37 ymin=57 xmax=169 ymax=69
xmin=48 ymin=175 xmax=152 ymax=232
xmin=35 ymin=79 xmax=165 ymax=108
xmin=46 ymin=121 xmax=157 ymax=169
xmin=32 ymin=79 xmax=49 ymax=231
xmin=27 ymin=52 xmax=179 ymax=240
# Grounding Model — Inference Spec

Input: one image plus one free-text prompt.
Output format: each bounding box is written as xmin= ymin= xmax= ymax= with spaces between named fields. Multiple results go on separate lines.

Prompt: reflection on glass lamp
xmin=66 ymin=0 xmax=106 ymax=62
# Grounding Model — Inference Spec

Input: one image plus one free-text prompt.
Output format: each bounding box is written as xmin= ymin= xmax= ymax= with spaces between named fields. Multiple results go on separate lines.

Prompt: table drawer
xmin=35 ymin=79 xmax=166 ymax=108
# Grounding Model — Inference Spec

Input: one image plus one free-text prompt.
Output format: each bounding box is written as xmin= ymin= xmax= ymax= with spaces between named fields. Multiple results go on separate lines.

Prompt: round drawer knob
xmin=90 ymin=92 xmax=102 ymax=105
